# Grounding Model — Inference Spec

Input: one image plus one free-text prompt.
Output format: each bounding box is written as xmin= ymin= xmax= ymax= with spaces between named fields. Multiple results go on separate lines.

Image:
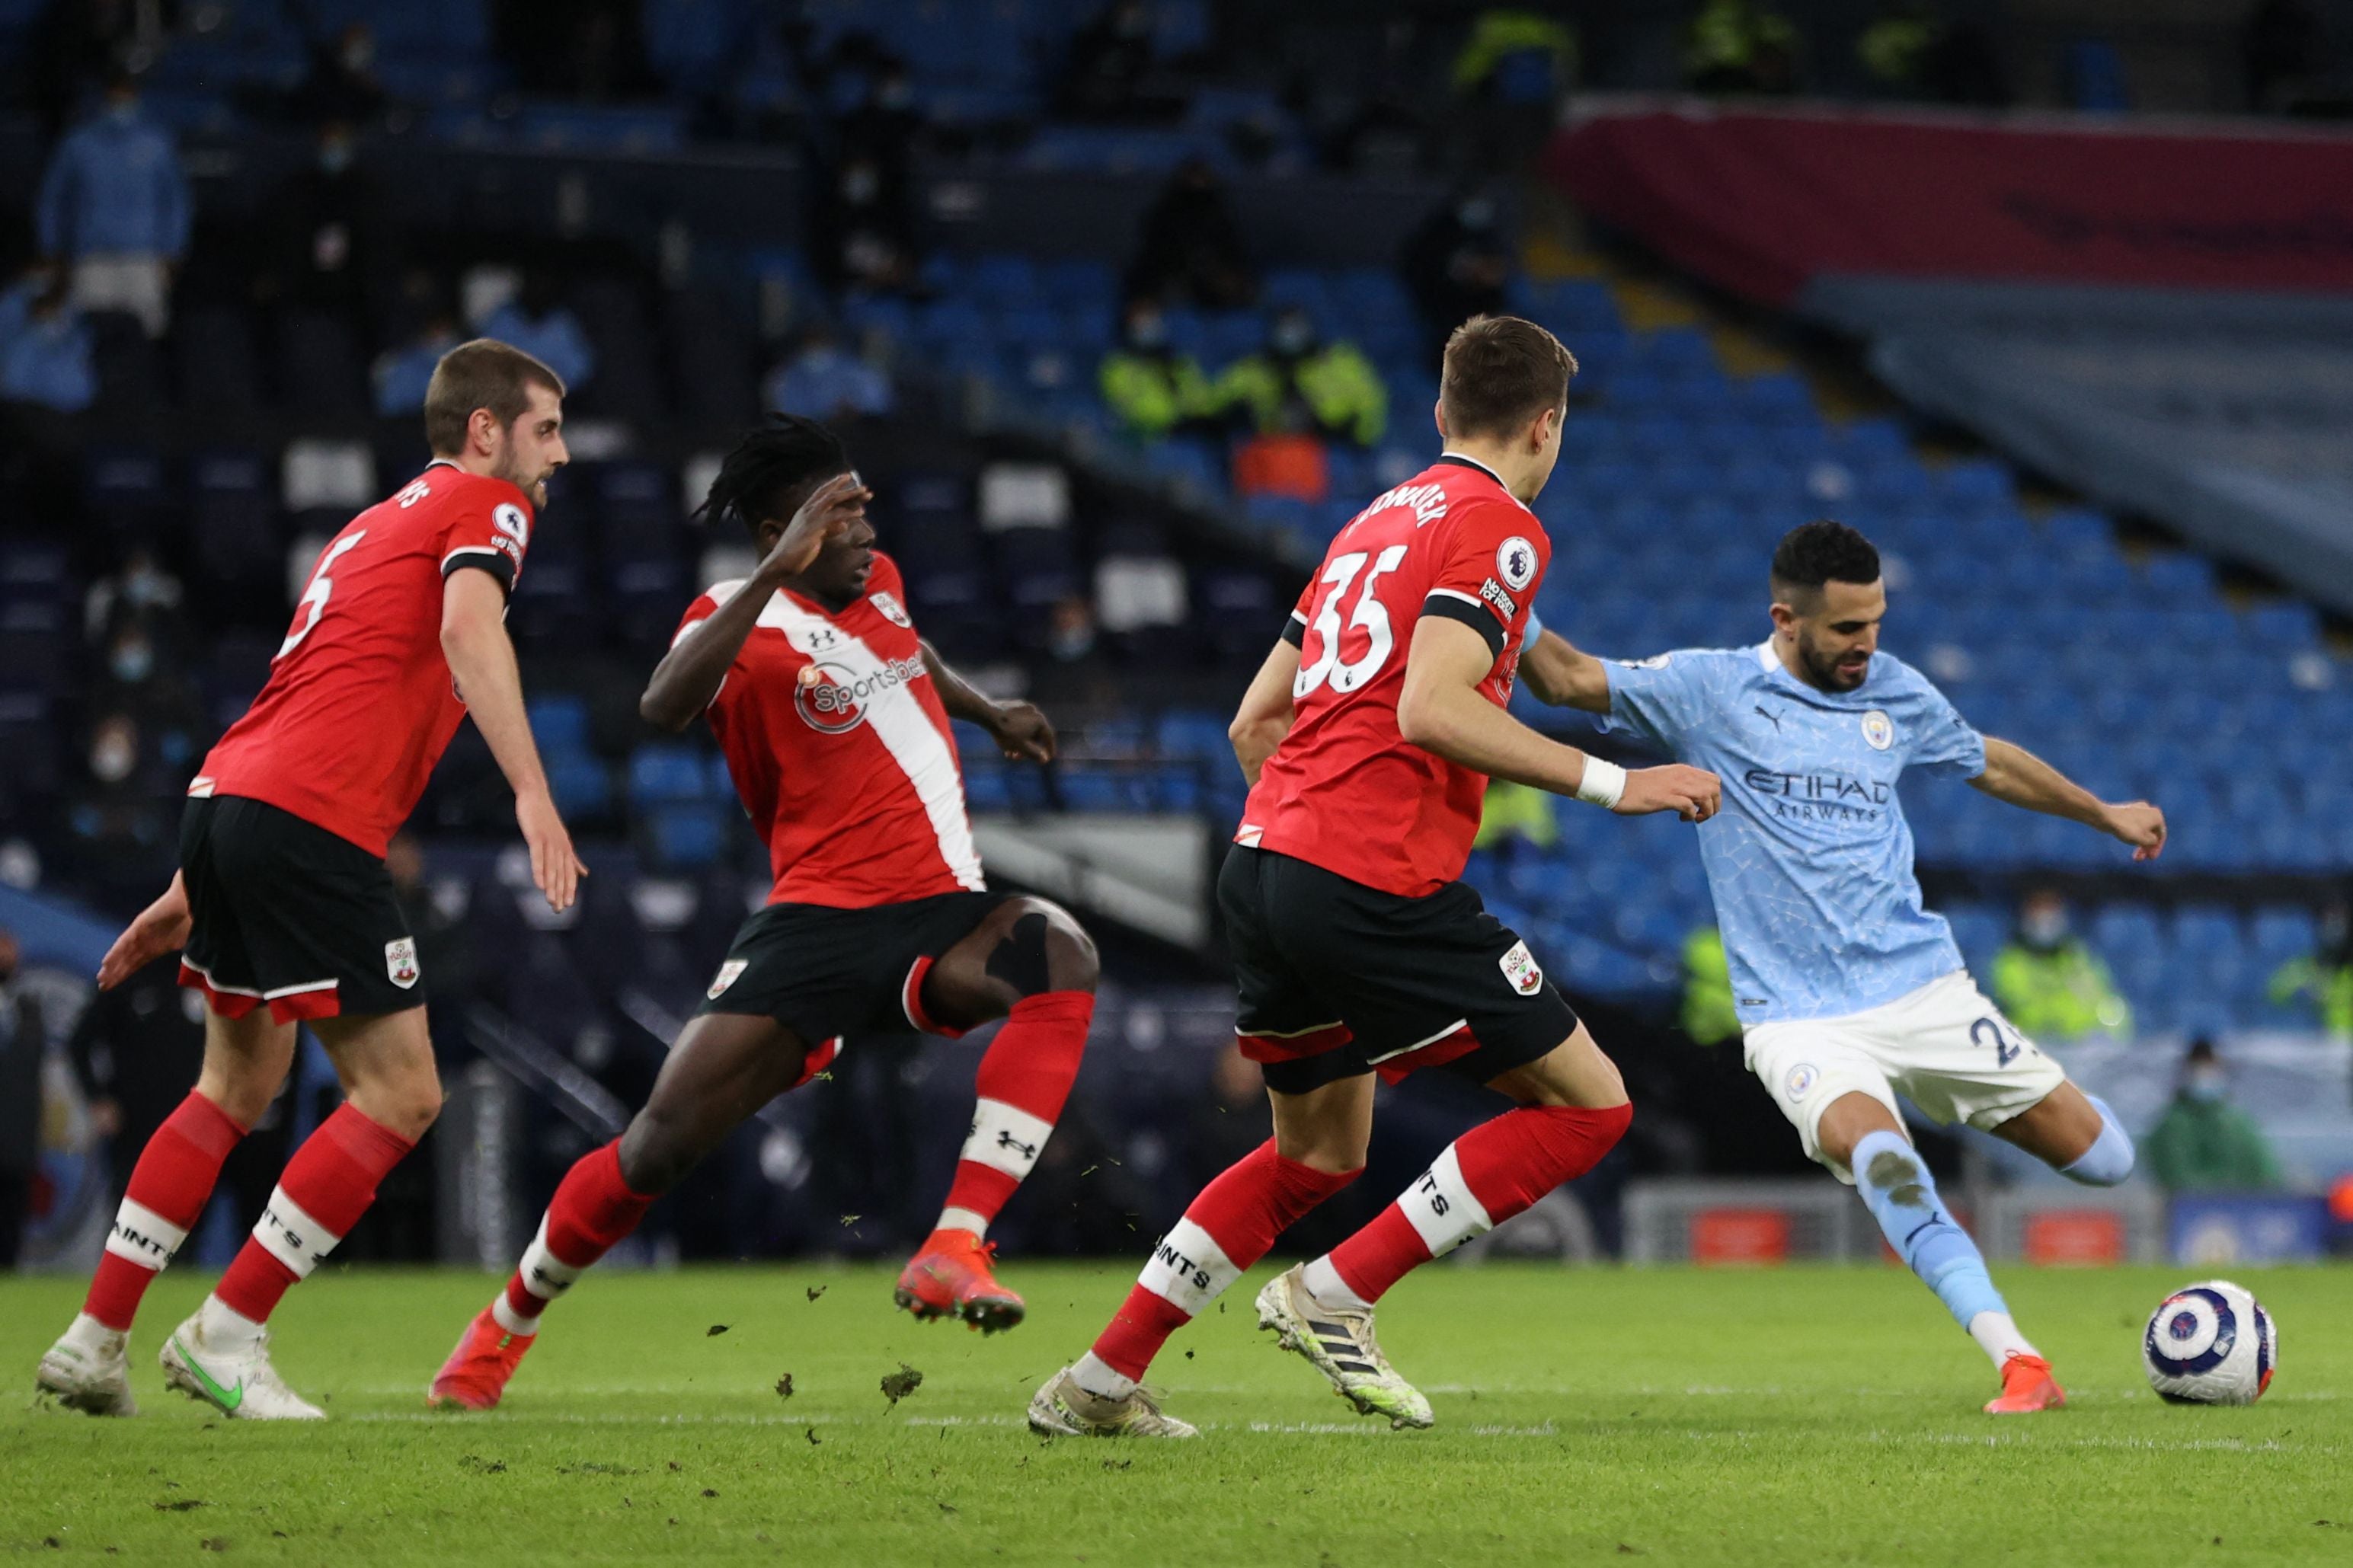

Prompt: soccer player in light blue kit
xmin=1520 ymin=520 xmax=2163 ymax=1413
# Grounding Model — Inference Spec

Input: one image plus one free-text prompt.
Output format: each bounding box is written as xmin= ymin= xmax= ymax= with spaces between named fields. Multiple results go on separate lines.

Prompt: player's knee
xmin=2060 ymin=1094 xmax=2135 ymax=1186
xmin=1041 ymin=916 xmax=1099 ymax=994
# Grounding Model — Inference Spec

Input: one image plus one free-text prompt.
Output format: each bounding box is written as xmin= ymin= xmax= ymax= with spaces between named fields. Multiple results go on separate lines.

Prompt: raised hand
xmin=755 ymin=473 xmax=872 ymax=583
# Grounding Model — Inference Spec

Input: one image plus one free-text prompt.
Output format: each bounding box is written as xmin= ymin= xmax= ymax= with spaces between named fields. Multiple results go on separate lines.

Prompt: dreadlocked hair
xmin=693 ymin=413 xmax=851 ymax=539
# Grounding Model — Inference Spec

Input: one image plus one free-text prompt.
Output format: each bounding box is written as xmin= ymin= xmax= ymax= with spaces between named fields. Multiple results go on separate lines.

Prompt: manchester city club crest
xmin=1860 ymin=709 xmax=1894 ymax=751
xmin=1786 ymin=1062 xmax=1818 ymax=1100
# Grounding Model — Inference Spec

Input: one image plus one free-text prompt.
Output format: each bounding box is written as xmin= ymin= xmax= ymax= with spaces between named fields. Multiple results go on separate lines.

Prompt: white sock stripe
xmin=516 ymin=1213 xmax=584 ymax=1301
xmin=491 ymin=1294 xmax=542 ymax=1336
xmin=1400 ymin=1145 xmax=1494 ymax=1260
xmin=252 ymin=1186 xmax=342 ymax=1279
xmin=960 ymin=1099 xmax=1057 ymax=1180
xmin=935 ymin=1206 xmax=989 ymax=1237
xmin=104 ymin=1199 xmax=189 ymax=1270
xmin=1137 ymin=1218 xmax=1241 ymax=1317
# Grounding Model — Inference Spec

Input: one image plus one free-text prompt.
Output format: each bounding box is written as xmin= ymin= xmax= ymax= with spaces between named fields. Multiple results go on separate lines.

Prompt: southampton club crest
xmin=707 ymin=958 xmax=748 ymax=1000
xmin=868 ymin=589 xmax=913 ymax=628
xmin=385 ymin=937 xmax=420 ymax=990
xmin=1860 ymin=710 xmax=1895 ymax=751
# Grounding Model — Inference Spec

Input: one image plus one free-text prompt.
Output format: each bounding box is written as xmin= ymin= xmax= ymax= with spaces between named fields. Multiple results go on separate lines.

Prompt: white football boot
xmin=1027 ymin=1365 xmax=1198 ymax=1438
xmin=1255 ymin=1264 xmax=1434 ymax=1430
xmin=36 ymin=1316 xmax=139 ymax=1416
xmin=160 ymin=1311 xmax=324 ymax=1420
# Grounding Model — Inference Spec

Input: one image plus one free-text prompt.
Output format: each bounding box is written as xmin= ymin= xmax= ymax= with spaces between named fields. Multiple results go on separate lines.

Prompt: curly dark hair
xmin=1770 ymin=519 xmax=1881 ymax=601
xmin=694 ymin=413 xmax=852 ymax=540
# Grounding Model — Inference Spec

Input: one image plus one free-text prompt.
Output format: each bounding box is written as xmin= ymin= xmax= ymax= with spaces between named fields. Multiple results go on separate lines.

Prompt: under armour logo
xmin=996 ymin=1130 xmax=1039 ymax=1160
xmin=1754 ymin=704 xmax=1783 ymax=733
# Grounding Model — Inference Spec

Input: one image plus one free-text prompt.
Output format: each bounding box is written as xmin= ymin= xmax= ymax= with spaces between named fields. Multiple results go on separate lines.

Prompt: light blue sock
xmin=2060 ymin=1094 xmax=2134 ymax=1186
xmin=1850 ymin=1128 xmax=2006 ymax=1332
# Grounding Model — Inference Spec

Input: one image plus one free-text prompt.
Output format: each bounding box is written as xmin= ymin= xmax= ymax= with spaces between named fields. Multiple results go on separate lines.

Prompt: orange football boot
xmin=894 ymin=1231 xmax=1025 ymax=1333
xmin=1984 ymin=1352 xmax=2066 ymax=1414
xmin=429 ymin=1303 xmax=536 ymax=1410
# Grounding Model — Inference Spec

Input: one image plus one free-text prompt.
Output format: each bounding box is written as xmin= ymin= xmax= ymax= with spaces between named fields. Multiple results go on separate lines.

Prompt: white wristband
xmin=1574 ymin=757 xmax=1627 ymax=809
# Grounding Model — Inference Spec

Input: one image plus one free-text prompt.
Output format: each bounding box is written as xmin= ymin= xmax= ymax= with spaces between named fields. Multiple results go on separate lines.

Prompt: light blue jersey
xmin=1603 ymin=641 xmax=1987 ymax=1025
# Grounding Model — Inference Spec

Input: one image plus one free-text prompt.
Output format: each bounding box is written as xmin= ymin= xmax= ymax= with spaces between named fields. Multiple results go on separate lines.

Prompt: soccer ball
xmin=2142 ymin=1279 xmax=2277 ymax=1405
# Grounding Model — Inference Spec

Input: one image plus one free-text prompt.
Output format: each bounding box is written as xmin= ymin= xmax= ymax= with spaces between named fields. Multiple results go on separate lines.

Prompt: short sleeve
xmin=440 ymin=490 xmax=532 ymax=598
xmin=1603 ymin=652 xmax=1713 ymax=750
xmin=1906 ymin=675 xmax=1987 ymax=780
xmin=1280 ymin=573 xmax=1313 ymax=647
xmin=670 ymin=592 xmax=737 ymax=713
xmin=1422 ymin=501 xmax=1544 ymax=661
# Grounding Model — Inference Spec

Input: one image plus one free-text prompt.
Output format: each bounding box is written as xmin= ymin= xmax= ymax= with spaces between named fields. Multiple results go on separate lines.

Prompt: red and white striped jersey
xmin=192 ymin=462 xmax=535 ymax=858
xmin=673 ymin=552 xmax=984 ymax=908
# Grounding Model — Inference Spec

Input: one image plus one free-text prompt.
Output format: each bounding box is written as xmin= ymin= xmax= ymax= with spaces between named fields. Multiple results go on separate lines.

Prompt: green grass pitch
xmin=5 ymin=1261 xmax=2348 ymax=1565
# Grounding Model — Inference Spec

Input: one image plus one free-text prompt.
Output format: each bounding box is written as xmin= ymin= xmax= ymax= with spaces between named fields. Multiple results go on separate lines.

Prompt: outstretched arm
xmin=922 ymin=640 xmax=1054 ymax=762
xmin=1968 ymin=736 xmax=2166 ymax=861
xmin=1398 ymin=618 xmax=1719 ymax=820
xmin=1516 ymin=627 xmax=1613 ymax=714
xmin=1229 ymin=639 xmax=1300 ymax=786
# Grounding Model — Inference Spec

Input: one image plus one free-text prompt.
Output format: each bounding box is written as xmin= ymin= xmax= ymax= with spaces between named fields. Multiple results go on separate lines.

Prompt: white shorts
xmin=1741 ymin=970 xmax=2067 ymax=1183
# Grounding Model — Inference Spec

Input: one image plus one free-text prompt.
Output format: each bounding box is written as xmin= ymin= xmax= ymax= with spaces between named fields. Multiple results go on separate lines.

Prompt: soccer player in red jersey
xmin=431 ymin=415 xmax=1101 ymax=1410
xmin=1030 ymin=318 xmax=1722 ymax=1438
xmin=35 ymin=341 xmax=587 ymax=1420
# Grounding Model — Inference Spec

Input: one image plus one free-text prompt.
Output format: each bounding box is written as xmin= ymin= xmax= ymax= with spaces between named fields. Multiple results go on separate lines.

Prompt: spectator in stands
xmin=264 ymin=120 xmax=382 ymax=312
xmin=91 ymin=621 xmax=206 ymax=770
xmin=1990 ymin=888 xmax=2131 ymax=1043
xmin=1400 ymin=190 xmax=1510 ymax=362
xmin=1683 ymin=0 xmax=1800 ymax=95
xmin=0 ymin=268 xmax=96 ymax=414
xmin=2270 ymin=893 xmax=2353 ymax=1037
xmin=1099 ymin=298 xmax=1216 ymax=439
xmin=482 ymin=272 xmax=597 ymax=391
xmin=69 ymin=711 xmax=177 ymax=912
xmin=1450 ymin=8 xmax=1577 ymax=164
xmin=82 ymin=542 xmax=183 ymax=649
xmin=837 ymin=60 xmax=922 ymax=186
xmin=812 ymin=151 xmax=919 ymax=298
xmin=764 ymin=321 xmax=894 ymax=422
xmin=2145 ymin=1039 xmax=2284 ymax=1193
xmin=0 ymin=928 xmax=39 ymax=1266
xmin=1124 ymin=158 xmax=1255 ymax=311
xmin=290 ymin=22 xmax=392 ymax=129
xmin=1857 ymin=3 xmax=2010 ymax=106
xmin=1216 ymin=306 xmax=1388 ymax=448
xmin=1058 ymin=0 xmax=1158 ymax=120
xmin=28 ymin=0 xmax=154 ymax=138
xmin=372 ymin=298 xmax=464 ymax=417
xmin=1029 ymin=597 xmax=1121 ymax=711
xmin=37 ymin=70 xmax=190 ymax=338
xmin=1681 ymin=925 xmax=1741 ymax=1046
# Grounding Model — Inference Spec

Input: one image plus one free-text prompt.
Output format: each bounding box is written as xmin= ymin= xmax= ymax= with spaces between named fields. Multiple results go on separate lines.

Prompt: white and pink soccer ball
xmin=2143 ymin=1279 xmax=2278 ymax=1406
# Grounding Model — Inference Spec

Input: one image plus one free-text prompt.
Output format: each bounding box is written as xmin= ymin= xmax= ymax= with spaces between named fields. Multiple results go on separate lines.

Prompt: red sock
xmin=1325 ymin=1102 xmax=1631 ymax=1304
xmin=930 ymin=989 xmax=1092 ymax=1244
xmin=1092 ymin=1138 xmax=1360 ymax=1380
xmin=82 ymin=1092 xmax=248 ymax=1330
xmin=211 ymin=1105 xmax=414 ymax=1324
xmin=497 ymin=1140 xmax=657 ymax=1330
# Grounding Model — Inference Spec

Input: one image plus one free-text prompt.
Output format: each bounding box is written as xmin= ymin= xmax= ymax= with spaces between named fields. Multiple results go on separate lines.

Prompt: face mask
xmin=111 ymin=643 xmax=153 ymax=683
xmin=91 ymin=737 xmax=135 ymax=783
xmin=1050 ymin=621 xmax=1095 ymax=662
xmin=1127 ymin=315 xmax=1168 ymax=350
xmin=343 ymin=40 xmax=376 ymax=72
xmin=1272 ymin=319 xmax=1314 ymax=356
xmin=1457 ymin=198 xmax=1495 ymax=230
xmin=320 ymin=140 xmax=353 ymax=174
xmin=107 ymin=100 xmax=138 ymax=124
xmin=2185 ymin=1068 xmax=2227 ymax=1103
xmin=843 ymin=168 xmax=879 ymax=203
xmin=2021 ymin=910 xmax=2067 ymax=949
xmin=124 ymin=567 xmax=166 ymax=605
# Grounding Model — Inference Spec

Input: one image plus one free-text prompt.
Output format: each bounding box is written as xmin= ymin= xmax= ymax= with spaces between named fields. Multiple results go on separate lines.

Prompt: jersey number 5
xmin=1294 ymin=544 xmax=1409 ymax=698
xmin=277 ymin=529 xmax=368 ymax=661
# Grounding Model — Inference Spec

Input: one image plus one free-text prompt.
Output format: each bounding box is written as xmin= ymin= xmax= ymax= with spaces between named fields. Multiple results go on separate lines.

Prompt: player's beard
xmin=491 ymin=445 xmax=549 ymax=508
xmin=1798 ymin=631 xmax=1867 ymax=691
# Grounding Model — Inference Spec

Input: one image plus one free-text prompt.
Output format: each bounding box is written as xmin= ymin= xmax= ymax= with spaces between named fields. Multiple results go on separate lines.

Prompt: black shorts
xmin=177 ymin=794 xmax=421 ymax=1023
xmin=694 ymin=890 xmax=1012 ymax=1068
xmin=1220 ymin=845 xmax=1578 ymax=1096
